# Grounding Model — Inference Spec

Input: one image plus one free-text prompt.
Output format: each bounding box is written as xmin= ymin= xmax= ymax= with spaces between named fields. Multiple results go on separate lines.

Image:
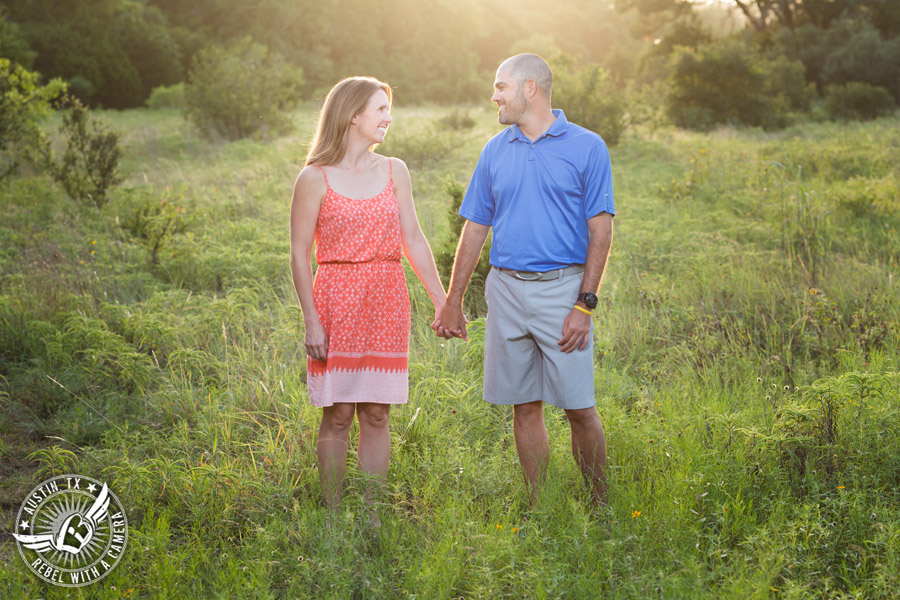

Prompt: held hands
xmin=432 ymin=301 xmax=469 ymax=340
xmin=304 ymin=319 xmax=328 ymax=361
xmin=558 ymin=307 xmax=592 ymax=353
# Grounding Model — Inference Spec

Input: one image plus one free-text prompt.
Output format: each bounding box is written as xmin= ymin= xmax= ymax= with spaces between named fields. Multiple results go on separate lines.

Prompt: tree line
xmin=1 ymin=0 xmax=898 ymax=132
xmin=0 ymin=0 xmax=643 ymax=107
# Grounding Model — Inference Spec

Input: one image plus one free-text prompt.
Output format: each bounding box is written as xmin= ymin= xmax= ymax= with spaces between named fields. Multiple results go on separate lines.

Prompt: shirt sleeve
xmin=583 ymin=141 xmax=615 ymax=219
xmin=458 ymin=146 xmax=494 ymax=225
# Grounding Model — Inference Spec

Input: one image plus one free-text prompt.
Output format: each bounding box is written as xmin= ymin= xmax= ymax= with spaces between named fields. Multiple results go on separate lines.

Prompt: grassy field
xmin=1 ymin=104 xmax=899 ymax=599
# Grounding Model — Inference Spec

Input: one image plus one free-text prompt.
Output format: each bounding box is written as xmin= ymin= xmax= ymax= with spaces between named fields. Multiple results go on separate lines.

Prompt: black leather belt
xmin=494 ymin=265 xmax=584 ymax=281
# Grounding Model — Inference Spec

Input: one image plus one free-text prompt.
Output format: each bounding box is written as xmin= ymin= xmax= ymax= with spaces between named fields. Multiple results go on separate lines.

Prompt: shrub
xmin=437 ymin=108 xmax=476 ymax=131
xmin=44 ymin=99 xmax=124 ymax=207
xmin=64 ymin=74 xmax=96 ymax=104
xmin=824 ymin=82 xmax=896 ymax=121
xmin=627 ymin=80 xmax=671 ymax=133
xmin=748 ymin=371 xmax=900 ymax=495
xmin=0 ymin=58 xmax=65 ymax=180
xmin=376 ymin=126 xmax=467 ymax=170
xmin=118 ymin=186 xmax=191 ymax=265
xmin=666 ymin=42 xmax=811 ymax=131
xmin=42 ymin=313 xmax=155 ymax=395
xmin=185 ymin=37 xmax=302 ymax=140
xmin=146 ymin=82 xmax=185 ymax=110
xmin=434 ymin=180 xmax=492 ymax=316
xmin=552 ymin=56 xmax=629 ymax=145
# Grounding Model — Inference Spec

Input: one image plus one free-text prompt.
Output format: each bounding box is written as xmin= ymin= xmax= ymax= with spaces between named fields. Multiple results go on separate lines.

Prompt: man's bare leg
xmin=513 ymin=400 xmax=550 ymax=506
xmin=565 ymin=406 xmax=607 ymax=504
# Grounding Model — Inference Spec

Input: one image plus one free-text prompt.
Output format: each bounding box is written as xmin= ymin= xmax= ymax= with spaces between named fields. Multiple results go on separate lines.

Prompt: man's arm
xmin=557 ymin=212 xmax=613 ymax=353
xmin=432 ymin=219 xmax=491 ymax=340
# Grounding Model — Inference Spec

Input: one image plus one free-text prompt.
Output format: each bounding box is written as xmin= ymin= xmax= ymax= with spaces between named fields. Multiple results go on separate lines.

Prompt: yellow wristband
xmin=573 ymin=305 xmax=591 ymax=315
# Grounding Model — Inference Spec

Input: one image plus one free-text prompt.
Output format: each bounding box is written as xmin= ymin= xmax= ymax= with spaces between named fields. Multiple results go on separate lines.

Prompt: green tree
xmin=6 ymin=0 xmax=181 ymax=108
xmin=0 ymin=7 xmax=35 ymax=68
xmin=614 ymin=0 xmax=696 ymax=37
xmin=732 ymin=0 xmax=863 ymax=31
xmin=771 ymin=23 xmax=832 ymax=86
xmin=113 ymin=2 xmax=184 ymax=100
xmin=821 ymin=24 xmax=900 ymax=100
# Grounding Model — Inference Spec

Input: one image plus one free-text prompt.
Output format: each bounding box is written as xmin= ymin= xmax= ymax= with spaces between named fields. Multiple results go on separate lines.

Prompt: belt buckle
xmin=515 ymin=270 xmax=542 ymax=281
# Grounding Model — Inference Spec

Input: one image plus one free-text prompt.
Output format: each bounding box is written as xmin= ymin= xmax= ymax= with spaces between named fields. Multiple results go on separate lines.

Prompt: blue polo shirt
xmin=459 ymin=109 xmax=614 ymax=272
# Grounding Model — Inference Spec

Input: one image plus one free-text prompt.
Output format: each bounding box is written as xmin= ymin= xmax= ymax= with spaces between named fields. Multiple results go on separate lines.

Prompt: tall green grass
xmin=1 ymin=108 xmax=898 ymax=598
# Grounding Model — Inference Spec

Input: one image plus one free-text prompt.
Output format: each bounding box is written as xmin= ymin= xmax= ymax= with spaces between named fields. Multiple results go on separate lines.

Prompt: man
xmin=433 ymin=53 xmax=614 ymax=505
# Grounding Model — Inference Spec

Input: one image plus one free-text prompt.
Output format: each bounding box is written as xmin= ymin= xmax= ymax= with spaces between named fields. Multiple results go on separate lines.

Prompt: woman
xmin=289 ymin=77 xmax=447 ymax=508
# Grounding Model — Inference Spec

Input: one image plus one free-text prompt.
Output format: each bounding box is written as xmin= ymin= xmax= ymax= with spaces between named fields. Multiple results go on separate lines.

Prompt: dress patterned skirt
xmin=307 ymin=260 xmax=410 ymax=406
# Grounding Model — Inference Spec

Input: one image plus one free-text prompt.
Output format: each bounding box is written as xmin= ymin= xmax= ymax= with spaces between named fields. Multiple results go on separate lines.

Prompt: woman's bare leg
xmin=356 ymin=403 xmax=391 ymax=480
xmin=317 ymin=403 xmax=356 ymax=509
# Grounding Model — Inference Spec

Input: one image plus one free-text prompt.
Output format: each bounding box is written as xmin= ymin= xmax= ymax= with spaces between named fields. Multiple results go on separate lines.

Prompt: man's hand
xmin=557 ymin=308 xmax=591 ymax=353
xmin=432 ymin=302 xmax=469 ymax=340
xmin=433 ymin=220 xmax=489 ymax=341
xmin=304 ymin=319 xmax=328 ymax=361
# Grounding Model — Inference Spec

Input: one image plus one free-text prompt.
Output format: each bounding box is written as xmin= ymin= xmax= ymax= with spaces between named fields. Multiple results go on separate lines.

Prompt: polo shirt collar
xmin=507 ymin=109 xmax=569 ymax=143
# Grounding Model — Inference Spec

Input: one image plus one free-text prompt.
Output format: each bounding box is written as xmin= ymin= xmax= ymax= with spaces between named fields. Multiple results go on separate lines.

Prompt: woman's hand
xmin=304 ymin=319 xmax=328 ymax=361
xmin=433 ymin=300 xmax=469 ymax=340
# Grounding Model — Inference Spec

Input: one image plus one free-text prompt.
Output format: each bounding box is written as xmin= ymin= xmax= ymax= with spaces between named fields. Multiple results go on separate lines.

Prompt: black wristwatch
xmin=577 ymin=292 xmax=598 ymax=310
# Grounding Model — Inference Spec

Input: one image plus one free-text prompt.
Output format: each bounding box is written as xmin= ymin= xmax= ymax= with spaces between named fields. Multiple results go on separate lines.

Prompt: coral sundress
xmin=307 ymin=159 xmax=410 ymax=407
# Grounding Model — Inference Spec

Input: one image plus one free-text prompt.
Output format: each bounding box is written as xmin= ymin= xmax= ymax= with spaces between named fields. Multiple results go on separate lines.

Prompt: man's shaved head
xmin=498 ymin=54 xmax=553 ymax=100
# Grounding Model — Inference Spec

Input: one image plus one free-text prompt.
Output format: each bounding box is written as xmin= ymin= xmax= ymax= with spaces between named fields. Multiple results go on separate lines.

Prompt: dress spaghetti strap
xmin=314 ymin=164 xmax=329 ymax=188
xmin=387 ymin=157 xmax=393 ymax=185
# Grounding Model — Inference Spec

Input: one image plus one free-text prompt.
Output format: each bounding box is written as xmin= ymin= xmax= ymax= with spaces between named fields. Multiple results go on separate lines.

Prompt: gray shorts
xmin=483 ymin=267 xmax=595 ymax=410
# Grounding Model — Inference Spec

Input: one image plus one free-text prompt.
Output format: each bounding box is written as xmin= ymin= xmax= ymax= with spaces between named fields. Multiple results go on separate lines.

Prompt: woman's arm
xmin=289 ymin=166 xmax=328 ymax=360
xmin=391 ymin=157 xmax=448 ymax=313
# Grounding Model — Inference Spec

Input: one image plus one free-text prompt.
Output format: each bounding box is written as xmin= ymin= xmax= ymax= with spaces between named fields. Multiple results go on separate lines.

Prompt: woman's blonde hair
xmin=304 ymin=76 xmax=392 ymax=167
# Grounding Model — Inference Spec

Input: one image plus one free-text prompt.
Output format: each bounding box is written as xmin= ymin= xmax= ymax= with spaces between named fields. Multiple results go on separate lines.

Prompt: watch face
xmin=580 ymin=292 xmax=598 ymax=309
